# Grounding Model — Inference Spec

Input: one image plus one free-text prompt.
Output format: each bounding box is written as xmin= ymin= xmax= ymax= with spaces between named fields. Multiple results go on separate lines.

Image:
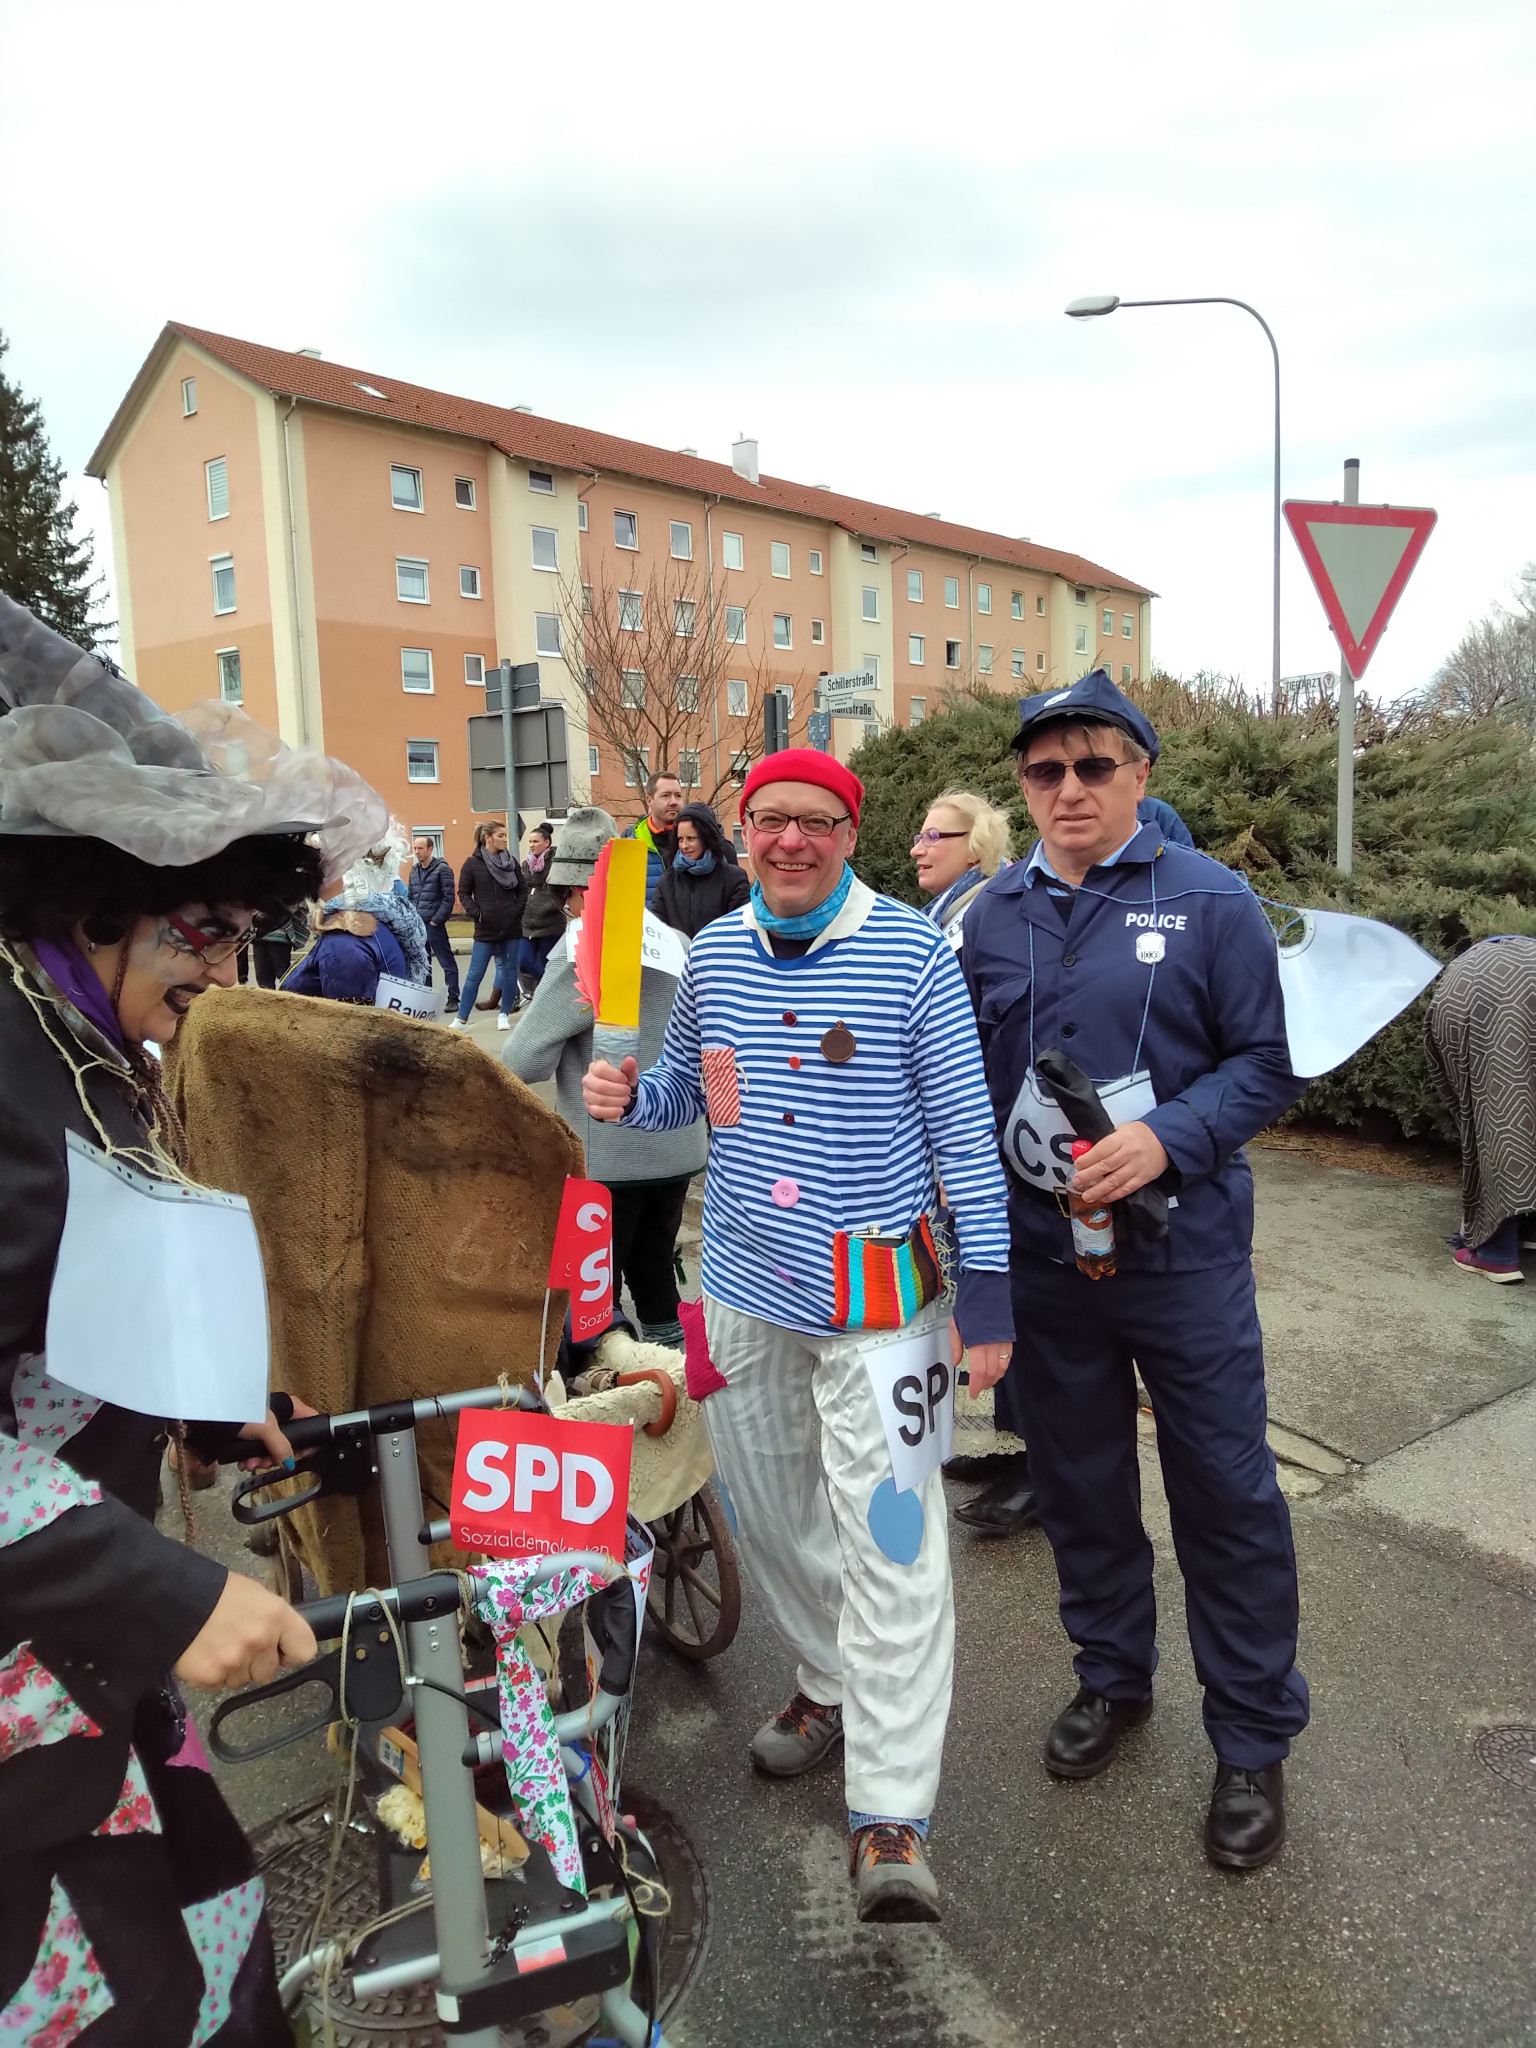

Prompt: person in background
xmin=505 ymin=808 xmax=704 ymax=1351
xmin=249 ymin=910 xmax=305 ymax=990
xmin=453 ymin=819 xmax=527 ymax=1032
xmin=408 ymin=833 xmax=460 ymax=1011
xmin=1425 ymin=934 xmax=1536 ymax=1282
xmin=625 ymin=769 xmax=684 ymax=902
xmin=651 ymin=802 xmax=751 ymax=938
xmin=283 ymin=864 xmax=430 ymax=1007
xmin=1137 ymin=793 xmax=1194 ymax=847
xmin=518 ymin=821 xmax=565 ymax=998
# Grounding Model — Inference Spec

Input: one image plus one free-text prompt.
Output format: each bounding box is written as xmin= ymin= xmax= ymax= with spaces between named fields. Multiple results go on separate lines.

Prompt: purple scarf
xmin=31 ymin=935 xmax=127 ymax=1049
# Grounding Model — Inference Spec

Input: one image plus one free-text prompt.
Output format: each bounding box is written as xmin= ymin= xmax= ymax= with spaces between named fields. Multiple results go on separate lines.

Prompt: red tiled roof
xmin=92 ymin=323 xmax=1153 ymax=598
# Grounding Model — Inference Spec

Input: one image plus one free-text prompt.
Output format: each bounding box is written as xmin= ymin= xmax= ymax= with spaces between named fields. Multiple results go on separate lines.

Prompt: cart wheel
xmin=646 ymin=1484 xmax=741 ymax=1661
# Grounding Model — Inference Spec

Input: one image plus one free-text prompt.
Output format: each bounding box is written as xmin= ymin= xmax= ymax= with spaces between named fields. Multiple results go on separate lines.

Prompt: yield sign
xmin=1282 ymin=500 xmax=1437 ymax=677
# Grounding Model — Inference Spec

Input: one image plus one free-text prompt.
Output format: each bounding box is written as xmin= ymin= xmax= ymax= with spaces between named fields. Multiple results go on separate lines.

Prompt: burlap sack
xmin=163 ymin=986 xmax=584 ymax=1592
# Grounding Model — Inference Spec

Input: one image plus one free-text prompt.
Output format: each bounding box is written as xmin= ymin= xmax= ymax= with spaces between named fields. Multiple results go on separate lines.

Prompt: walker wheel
xmin=645 ymin=1484 xmax=741 ymax=1661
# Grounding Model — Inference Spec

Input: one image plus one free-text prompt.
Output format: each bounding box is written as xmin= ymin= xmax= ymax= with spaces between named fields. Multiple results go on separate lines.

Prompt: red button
xmin=788 ymin=1056 xmax=801 ymax=1070
xmin=783 ymin=1010 xmax=797 ymax=1026
xmin=783 ymin=1112 xmax=795 ymax=1125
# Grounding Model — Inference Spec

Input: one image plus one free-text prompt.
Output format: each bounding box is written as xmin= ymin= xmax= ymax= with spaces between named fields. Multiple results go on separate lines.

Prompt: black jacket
xmin=407 ymin=854 xmax=456 ymax=925
xmin=651 ymin=858 xmax=751 ymax=939
xmin=0 ymin=961 xmax=228 ymax=1850
xmin=520 ymin=858 xmax=565 ymax=939
xmin=458 ymin=848 xmax=527 ymax=943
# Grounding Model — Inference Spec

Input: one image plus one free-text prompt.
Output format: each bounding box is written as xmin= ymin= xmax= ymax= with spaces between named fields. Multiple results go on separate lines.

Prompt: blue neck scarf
xmin=751 ymin=862 xmax=854 ymax=938
xmin=926 ymin=865 xmax=984 ymax=927
xmin=673 ymin=849 xmax=716 ymax=876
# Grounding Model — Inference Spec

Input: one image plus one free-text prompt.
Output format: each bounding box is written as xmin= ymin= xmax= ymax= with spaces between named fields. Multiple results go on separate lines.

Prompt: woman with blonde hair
xmin=910 ymin=787 xmax=1012 ymax=953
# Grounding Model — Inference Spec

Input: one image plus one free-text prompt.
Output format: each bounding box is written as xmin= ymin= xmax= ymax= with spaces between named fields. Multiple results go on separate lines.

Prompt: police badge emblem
xmin=1136 ymin=932 xmax=1166 ymax=964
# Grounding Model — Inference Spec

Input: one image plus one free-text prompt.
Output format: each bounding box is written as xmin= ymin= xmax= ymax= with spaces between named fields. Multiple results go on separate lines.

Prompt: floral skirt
xmin=0 ymin=1687 xmax=289 ymax=2046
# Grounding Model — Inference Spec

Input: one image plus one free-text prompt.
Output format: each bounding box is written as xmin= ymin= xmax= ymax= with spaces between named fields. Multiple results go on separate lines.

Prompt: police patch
xmin=1136 ymin=932 xmax=1166 ymax=964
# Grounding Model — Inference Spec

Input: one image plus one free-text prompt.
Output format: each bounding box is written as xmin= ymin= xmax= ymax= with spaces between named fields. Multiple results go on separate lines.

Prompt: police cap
xmin=1009 ymin=667 xmax=1160 ymax=763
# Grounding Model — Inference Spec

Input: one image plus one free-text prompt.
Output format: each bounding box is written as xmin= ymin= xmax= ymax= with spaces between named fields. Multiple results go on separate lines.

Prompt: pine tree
xmin=0 ymin=332 xmax=111 ymax=651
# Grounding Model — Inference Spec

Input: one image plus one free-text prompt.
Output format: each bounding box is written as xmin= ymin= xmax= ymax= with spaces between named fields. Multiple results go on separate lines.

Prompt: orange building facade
xmin=89 ymin=325 xmax=1154 ymax=873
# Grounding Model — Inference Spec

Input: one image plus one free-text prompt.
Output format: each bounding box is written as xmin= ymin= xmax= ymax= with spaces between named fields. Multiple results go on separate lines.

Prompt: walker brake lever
xmin=207 ymin=1614 xmax=410 ymax=1762
xmin=230 ymin=1459 xmax=325 ymax=1524
xmin=208 ymin=1647 xmax=345 ymax=1761
xmin=230 ymin=1420 xmax=374 ymax=1525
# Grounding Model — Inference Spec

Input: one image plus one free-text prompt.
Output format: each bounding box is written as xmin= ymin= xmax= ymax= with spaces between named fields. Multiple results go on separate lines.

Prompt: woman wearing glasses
xmin=0 ymin=596 xmax=384 ymax=2042
xmin=911 ymin=789 xmax=1013 ymax=954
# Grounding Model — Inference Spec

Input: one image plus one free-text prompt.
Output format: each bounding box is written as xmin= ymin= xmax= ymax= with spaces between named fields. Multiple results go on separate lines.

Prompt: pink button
xmin=770 ymin=1178 xmax=800 ymax=1208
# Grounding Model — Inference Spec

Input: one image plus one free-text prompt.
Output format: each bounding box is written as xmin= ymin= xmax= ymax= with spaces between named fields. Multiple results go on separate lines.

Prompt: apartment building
xmin=88 ymin=324 xmax=1153 ymax=871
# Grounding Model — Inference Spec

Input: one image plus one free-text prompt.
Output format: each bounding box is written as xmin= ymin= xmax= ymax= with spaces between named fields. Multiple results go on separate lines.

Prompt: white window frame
xmin=674 ymin=600 xmax=696 ymax=639
xmin=391 ymin=465 xmax=424 ymax=513
xmin=577 ymin=500 xmax=589 ymax=531
xmin=181 ymin=376 xmax=197 ymax=416
xmin=1075 ymin=624 xmax=1089 ymax=655
xmin=401 ymin=647 xmax=434 ymax=694
xmin=614 ymin=509 xmax=639 ymax=549
xmin=944 ymin=576 xmax=960 ymax=609
xmin=810 ymin=619 xmax=825 ymax=645
xmin=412 ymin=826 xmax=445 ymax=858
xmin=1036 ymin=651 xmax=1047 ymax=671
xmin=618 ymin=589 xmax=643 ymax=633
xmin=862 ymin=653 xmax=880 ymax=687
xmin=910 ymin=696 xmax=927 ymax=725
xmin=773 ymin=613 xmax=793 ymax=649
xmin=907 ymin=569 xmax=923 ymax=602
xmin=861 ymin=542 xmax=878 ymax=563
xmin=210 ymin=553 xmax=236 ymax=615
xmin=1037 ymin=595 xmax=1047 ymax=617
xmin=396 ymin=557 xmax=429 ymax=604
xmin=622 ymin=745 xmax=651 ymax=787
xmin=588 ymin=743 xmax=601 ymax=776
xmin=459 ymin=565 xmax=482 ymax=599
xmin=909 ymin=634 xmax=925 ymax=665
xmin=528 ymin=469 xmax=556 ymax=495
xmin=205 ymin=457 xmax=228 ymax=522
xmin=406 ymin=739 xmax=440 ymax=783
xmin=1011 ymin=650 xmax=1026 ymax=678
xmin=771 ymin=541 xmax=791 ymax=579
xmin=675 ymin=674 xmax=700 ymax=711
xmin=455 ymin=476 xmax=476 ymax=509
xmin=977 ymin=583 xmax=992 ymax=615
xmin=1011 ymin=591 xmax=1024 ymax=619
xmin=1075 ymin=586 xmax=1087 ymax=605
xmin=1122 ymin=664 xmax=1133 ymax=684
xmin=725 ymin=604 xmax=746 ymax=644
xmin=679 ymin=748 xmax=701 ymax=788
xmin=945 ymin=639 xmax=961 ymax=669
xmin=464 ymin=653 xmax=486 ymax=685
xmin=978 ymin=644 xmax=993 ymax=674
xmin=722 ymin=531 xmax=744 ymax=571
xmin=670 ymin=520 xmax=693 ymax=561
xmin=808 ymin=549 xmax=823 ymax=575
xmin=727 ymin=676 xmax=748 ymax=716
xmin=531 ymin=527 xmax=559 ymax=572
xmin=1103 ymin=608 xmax=1114 ymax=635
xmin=535 ymin=613 xmax=563 ymax=656
xmin=1123 ymin=613 xmax=1134 ymax=639
xmin=215 ymin=647 xmax=241 ymax=703
xmin=620 ymin=670 xmax=646 ymax=709
xmin=861 ymin=586 xmax=879 ymax=623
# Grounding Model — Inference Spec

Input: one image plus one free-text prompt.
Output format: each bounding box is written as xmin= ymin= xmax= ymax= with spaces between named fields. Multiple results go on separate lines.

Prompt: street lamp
xmin=1066 ymin=293 xmax=1283 ymax=714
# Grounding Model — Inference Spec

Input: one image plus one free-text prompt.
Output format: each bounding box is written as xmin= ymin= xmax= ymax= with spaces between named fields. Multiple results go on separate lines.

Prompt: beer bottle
xmin=1068 ymin=1138 xmax=1116 ymax=1280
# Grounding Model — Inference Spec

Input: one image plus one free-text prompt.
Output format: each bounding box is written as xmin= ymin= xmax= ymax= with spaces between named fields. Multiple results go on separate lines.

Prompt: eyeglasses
xmin=911 ymin=828 xmax=970 ymax=846
xmin=743 ymin=808 xmax=852 ymax=838
xmin=166 ymin=913 xmax=257 ymax=965
xmin=1019 ymin=755 xmax=1135 ymax=792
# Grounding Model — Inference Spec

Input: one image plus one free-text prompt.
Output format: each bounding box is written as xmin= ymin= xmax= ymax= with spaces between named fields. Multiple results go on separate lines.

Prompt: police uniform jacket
xmin=962 ymin=822 xmax=1303 ymax=1271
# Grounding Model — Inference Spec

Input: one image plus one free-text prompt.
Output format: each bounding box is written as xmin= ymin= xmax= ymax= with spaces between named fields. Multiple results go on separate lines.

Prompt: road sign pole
xmin=1335 ymin=458 xmax=1359 ymax=878
xmin=499 ymin=663 xmax=516 ymax=841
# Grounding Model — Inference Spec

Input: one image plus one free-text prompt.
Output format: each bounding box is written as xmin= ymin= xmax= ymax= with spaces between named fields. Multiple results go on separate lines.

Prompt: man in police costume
xmin=963 ymin=669 xmax=1308 ymax=1869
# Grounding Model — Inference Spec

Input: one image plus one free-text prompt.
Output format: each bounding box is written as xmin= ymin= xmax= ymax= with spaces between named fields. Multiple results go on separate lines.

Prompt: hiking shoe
xmin=1453 ymin=1245 xmax=1522 ymax=1283
xmin=748 ymin=1693 xmax=843 ymax=1777
xmin=850 ymin=1824 xmax=940 ymax=1923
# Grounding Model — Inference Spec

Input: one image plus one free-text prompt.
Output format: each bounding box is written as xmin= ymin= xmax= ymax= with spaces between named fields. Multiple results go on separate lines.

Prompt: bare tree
xmin=554 ymin=556 xmax=812 ymax=810
xmin=1423 ymin=564 xmax=1536 ymax=728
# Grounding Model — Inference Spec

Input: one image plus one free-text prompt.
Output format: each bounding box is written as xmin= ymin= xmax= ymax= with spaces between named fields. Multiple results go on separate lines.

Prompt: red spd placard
xmin=548 ymin=1178 xmax=613 ymax=1342
xmin=451 ymin=1408 xmax=632 ymax=1560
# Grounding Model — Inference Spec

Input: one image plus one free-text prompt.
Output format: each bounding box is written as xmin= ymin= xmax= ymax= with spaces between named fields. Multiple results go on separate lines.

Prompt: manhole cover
xmin=253 ymin=1787 xmax=709 ymax=2044
xmin=1473 ymin=1725 xmax=1536 ymax=1792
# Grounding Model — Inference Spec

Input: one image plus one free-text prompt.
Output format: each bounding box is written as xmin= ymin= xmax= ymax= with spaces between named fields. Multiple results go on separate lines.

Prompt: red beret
xmin=740 ymin=749 xmax=865 ymax=828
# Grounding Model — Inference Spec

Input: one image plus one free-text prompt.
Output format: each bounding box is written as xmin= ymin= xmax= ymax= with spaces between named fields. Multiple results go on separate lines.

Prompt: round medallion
xmin=820 ymin=1021 xmax=856 ymax=1064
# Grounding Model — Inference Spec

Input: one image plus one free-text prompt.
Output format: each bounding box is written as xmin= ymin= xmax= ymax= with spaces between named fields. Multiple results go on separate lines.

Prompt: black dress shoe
xmin=942 ymin=1452 xmax=1006 ymax=1482
xmin=1042 ymin=1685 xmax=1153 ymax=1779
xmin=953 ymin=1453 xmax=1039 ymax=1534
xmin=1205 ymin=1762 xmax=1285 ymax=1869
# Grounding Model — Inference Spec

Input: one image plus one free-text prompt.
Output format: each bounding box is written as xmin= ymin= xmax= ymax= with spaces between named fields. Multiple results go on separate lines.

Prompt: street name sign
xmin=1282 ymin=501 xmax=1437 ymax=678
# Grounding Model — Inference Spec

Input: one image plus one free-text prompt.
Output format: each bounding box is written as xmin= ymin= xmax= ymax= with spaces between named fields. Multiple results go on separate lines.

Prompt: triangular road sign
xmin=1282 ymin=500 xmax=1436 ymax=677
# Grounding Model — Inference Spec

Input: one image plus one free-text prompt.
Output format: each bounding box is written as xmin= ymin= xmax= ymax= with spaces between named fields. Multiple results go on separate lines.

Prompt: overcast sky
xmin=3 ymin=0 xmax=1531 ymax=701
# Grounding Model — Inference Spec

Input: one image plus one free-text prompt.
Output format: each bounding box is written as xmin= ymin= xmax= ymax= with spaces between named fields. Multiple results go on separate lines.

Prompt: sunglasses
xmin=1019 ymin=755 xmax=1135 ymax=791
xmin=743 ymin=808 xmax=851 ymax=838
xmin=166 ymin=913 xmax=257 ymax=965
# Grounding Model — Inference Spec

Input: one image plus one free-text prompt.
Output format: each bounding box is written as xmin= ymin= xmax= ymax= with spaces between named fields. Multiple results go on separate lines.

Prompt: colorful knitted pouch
xmin=830 ymin=1214 xmax=944 ymax=1332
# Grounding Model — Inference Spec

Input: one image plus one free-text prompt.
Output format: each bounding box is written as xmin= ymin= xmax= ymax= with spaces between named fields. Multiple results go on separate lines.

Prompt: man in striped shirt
xmin=585 ymin=749 xmax=1013 ymax=1924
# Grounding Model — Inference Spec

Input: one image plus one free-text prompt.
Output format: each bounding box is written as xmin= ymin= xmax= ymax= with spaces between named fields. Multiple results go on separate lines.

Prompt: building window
xmin=465 ymin=653 xmax=485 ymax=685
xmin=862 ymin=654 xmax=880 ymax=687
xmin=1037 ymin=595 xmax=1046 ymax=616
xmin=618 ymin=589 xmax=642 ymax=632
xmin=396 ymin=557 xmax=429 ymax=603
xmin=460 ymin=566 xmax=482 ymax=599
xmin=1122 ymin=664 xmax=1133 ymax=684
xmin=722 ymin=531 xmax=744 ymax=571
xmin=622 ymin=747 xmax=650 ymax=787
xmin=577 ymin=500 xmax=589 ymax=531
xmin=944 ymin=576 xmax=960 ymax=608
xmin=978 ymin=645 xmax=993 ymax=674
xmin=614 ymin=509 xmax=638 ymax=549
xmin=215 ymin=648 xmax=241 ymax=703
xmin=535 ymin=613 xmax=563 ymax=656
xmin=861 ymin=542 xmax=878 ymax=563
xmin=588 ymin=743 xmax=600 ymax=776
xmin=205 ymin=457 xmax=228 ymax=521
xmin=725 ymin=604 xmax=746 ymax=643
xmin=977 ymin=583 xmax=992 ymax=615
xmin=181 ymin=376 xmax=197 ymax=416
xmin=771 ymin=541 xmax=791 ymax=578
xmin=401 ymin=647 xmax=434 ymax=693
xmin=1011 ymin=590 xmax=1024 ymax=619
xmin=945 ymin=639 xmax=961 ymax=669
xmin=412 ymin=826 xmax=444 ymax=857
xmin=1123 ymin=613 xmax=1134 ymax=638
xmin=910 ymin=696 xmax=926 ymax=725
xmin=211 ymin=554 xmax=236 ymax=614
xmin=1103 ymin=608 xmax=1114 ymax=635
xmin=584 ymin=664 xmax=596 ymax=693
xmin=529 ymin=469 xmax=555 ymax=495
xmin=810 ymin=618 xmax=825 ymax=644
xmin=907 ymin=569 xmax=923 ymax=602
xmin=674 ymin=599 xmax=696 ymax=638
xmin=531 ymin=527 xmax=559 ymax=571
xmin=406 ymin=739 xmax=439 ymax=782
xmin=1075 ymin=625 xmax=1089 ymax=655
xmin=808 ymin=549 xmax=823 ymax=575
xmin=1075 ymin=586 xmax=1087 ymax=605
xmin=679 ymin=749 xmax=701 ymax=787
xmin=582 ymin=583 xmax=593 ymax=615
xmin=773 ymin=613 xmax=792 ymax=649
xmin=455 ymin=477 xmax=476 ymax=509
xmin=1036 ymin=650 xmax=1046 ymax=671
xmin=675 ymin=674 xmax=700 ymax=711
xmin=727 ymin=677 xmax=748 ymax=716
xmin=391 ymin=465 xmax=423 ymax=512
xmin=730 ymin=750 xmax=751 ymax=783
xmin=861 ymin=586 xmax=878 ymax=622
xmin=909 ymin=634 xmax=925 ymax=665
xmin=1011 ymin=650 xmax=1025 ymax=678
xmin=621 ymin=670 xmax=645 ymax=708
xmin=670 ymin=520 xmax=693 ymax=560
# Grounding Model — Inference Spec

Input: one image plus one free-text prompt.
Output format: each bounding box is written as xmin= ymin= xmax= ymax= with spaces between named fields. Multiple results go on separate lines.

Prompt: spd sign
xmin=860 ymin=1323 xmax=954 ymax=1494
xmin=547 ymin=1177 xmax=613 ymax=1342
xmin=451 ymin=1408 xmax=632 ymax=1560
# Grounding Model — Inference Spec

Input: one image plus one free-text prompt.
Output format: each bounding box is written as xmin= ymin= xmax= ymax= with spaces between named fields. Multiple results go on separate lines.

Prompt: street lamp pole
xmin=1065 ymin=294 xmax=1283 ymax=714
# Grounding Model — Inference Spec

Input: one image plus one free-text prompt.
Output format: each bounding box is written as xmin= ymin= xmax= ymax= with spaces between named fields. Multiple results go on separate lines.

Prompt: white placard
xmin=46 ymin=1132 xmax=271 ymax=1422
xmin=564 ymin=911 xmax=687 ymax=981
xmin=860 ymin=1322 xmax=955 ymax=1494
xmin=1276 ymin=909 xmax=1441 ymax=1078
xmin=374 ymin=973 xmax=446 ymax=1021
xmin=1002 ymin=1068 xmax=1156 ymax=1189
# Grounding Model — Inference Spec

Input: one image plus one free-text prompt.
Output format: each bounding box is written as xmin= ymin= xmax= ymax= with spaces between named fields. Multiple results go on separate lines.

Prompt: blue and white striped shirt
xmin=621 ymin=881 xmax=1011 ymax=1338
